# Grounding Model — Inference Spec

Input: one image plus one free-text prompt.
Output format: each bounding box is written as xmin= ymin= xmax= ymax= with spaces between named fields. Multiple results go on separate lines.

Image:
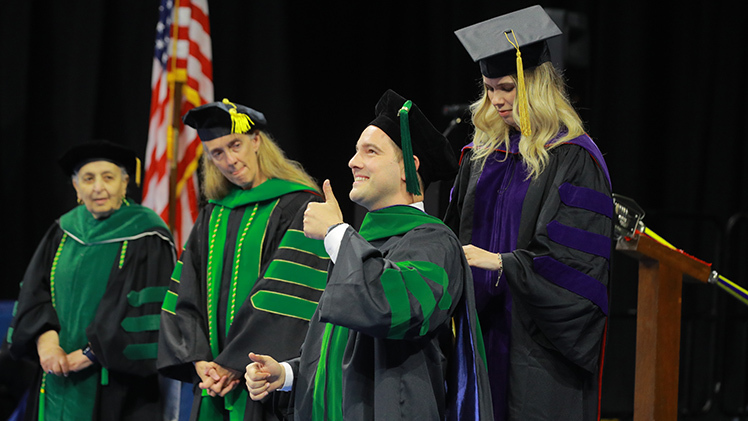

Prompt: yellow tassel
xmin=504 ymin=31 xmax=532 ymax=137
xmin=222 ymin=98 xmax=254 ymax=134
xmin=135 ymin=157 xmax=141 ymax=187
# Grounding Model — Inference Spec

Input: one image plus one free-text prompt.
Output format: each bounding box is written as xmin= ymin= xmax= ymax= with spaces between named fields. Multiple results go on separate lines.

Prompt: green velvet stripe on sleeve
xmin=121 ymin=314 xmax=162 ymax=332
xmin=127 ymin=286 xmax=169 ymax=307
xmin=264 ymin=259 xmax=327 ymax=291
xmin=380 ymin=261 xmax=451 ymax=339
xmin=250 ymin=290 xmax=318 ymax=321
xmin=123 ymin=342 xmax=158 ymax=360
xmin=279 ymin=229 xmax=329 ymax=258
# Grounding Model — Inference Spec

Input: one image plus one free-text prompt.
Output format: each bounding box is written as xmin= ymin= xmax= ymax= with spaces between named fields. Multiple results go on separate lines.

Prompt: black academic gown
xmin=9 ymin=203 xmax=176 ymax=421
xmin=291 ymin=205 xmax=493 ymax=421
xmin=158 ymin=181 xmax=329 ymax=421
xmin=445 ymin=133 xmax=613 ymax=421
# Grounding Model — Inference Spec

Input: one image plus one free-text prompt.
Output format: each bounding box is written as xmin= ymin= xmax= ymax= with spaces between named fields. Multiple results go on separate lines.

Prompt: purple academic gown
xmin=445 ymin=132 xmax=613 ymax=421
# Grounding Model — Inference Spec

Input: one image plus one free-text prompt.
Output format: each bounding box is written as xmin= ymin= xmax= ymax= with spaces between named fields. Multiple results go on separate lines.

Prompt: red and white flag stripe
xmin=143 ymin=0 xmax=213 ymax=249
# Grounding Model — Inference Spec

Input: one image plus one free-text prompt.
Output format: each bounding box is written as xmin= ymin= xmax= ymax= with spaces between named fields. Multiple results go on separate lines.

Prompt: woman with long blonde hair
xmin=447 ymin=6 xmax=614 ymax=421
xmin=159 ymin=99 xmax=329 ymax=421
xmin=201 ymin=129 xmax=320 ymax=201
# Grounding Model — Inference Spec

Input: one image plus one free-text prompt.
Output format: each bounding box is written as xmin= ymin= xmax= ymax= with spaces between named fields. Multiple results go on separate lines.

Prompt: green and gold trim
xmin=162 ymin=290 xmax=178 ymax=315
xmin=206 ymin=206 xmax=227 ymax=357
xmin=118 ymin=240 xmax=129 ymax=269
xmin=250 ymin=290 xmax=318 ymax=321
xmin=49 ymin=234 xmax=69 ymax=309
xmin=171 ymin=260 xmax=183 ymax=283
xmin=225 ymin=200 xmax=277 ymax=334
xmin=264 ymin=259 xmax=327 ymax=291
xmin=279 ymin=229 xmax=329 ymax=259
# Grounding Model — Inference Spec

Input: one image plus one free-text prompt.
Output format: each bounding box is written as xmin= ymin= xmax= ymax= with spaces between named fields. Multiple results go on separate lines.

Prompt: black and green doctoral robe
xmin=291 ymin=205 xmax=493 ymax=421
xmin=8 ymin=201 xmax=176 ymax=421
xmin=158 ymin=179 xmax=329 ymax=421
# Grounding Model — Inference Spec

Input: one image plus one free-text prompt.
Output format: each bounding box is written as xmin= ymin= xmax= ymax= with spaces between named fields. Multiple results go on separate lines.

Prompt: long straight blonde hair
xmin=201 ymin=130 xmax=320 ymax=201
xmin=470 ymin=62 xmax=585 ymax=179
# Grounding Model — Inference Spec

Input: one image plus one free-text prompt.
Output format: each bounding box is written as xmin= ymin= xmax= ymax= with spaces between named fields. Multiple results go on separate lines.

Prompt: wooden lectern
xmin=616 ymin=234 xmax=712 ymax=420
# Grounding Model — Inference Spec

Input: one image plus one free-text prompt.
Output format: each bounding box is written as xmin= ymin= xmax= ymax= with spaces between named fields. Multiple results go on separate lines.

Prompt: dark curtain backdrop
xmin=2 ymin=1 xmax=747 ymax=419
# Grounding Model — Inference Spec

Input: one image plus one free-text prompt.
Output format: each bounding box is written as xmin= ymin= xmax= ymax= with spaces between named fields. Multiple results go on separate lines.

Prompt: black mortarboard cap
xmin=182 ymin=98 xmax=268 ymax=142
xmin=454 ymin=5 xmax=561 ymax=78
xmin=369 ymin=89 xmax=458 ymax=195
xmin=59 ymin=140 xmax=141 ymax=185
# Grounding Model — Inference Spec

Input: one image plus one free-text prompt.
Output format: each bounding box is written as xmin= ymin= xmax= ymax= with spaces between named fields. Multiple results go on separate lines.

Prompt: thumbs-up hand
xmin=304 ymin=179 xmax=344 ymax=240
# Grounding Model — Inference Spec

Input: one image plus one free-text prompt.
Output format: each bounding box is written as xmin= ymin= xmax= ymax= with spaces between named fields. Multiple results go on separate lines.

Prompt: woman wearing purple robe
xmin=446 ymin=6 xmax=614 ymax=421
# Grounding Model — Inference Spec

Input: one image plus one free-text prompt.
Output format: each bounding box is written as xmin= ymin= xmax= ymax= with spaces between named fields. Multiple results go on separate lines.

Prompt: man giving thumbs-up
xmin=245 ymin=89 xmax=494 ymax=421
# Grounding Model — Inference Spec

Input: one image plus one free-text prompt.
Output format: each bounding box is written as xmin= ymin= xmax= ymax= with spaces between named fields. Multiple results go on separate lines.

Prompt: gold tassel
xmin=222 ymin=98 xmax=254 ymax=134
xmin=504 ymin=30 xmax=532 ymax=137
xmin=135 ymin=157 xmax=141 ymax=187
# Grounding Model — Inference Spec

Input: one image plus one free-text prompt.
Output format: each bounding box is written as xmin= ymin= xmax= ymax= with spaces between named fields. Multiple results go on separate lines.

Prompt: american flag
xmin=143 ymin=0 xmax=213 ymax=249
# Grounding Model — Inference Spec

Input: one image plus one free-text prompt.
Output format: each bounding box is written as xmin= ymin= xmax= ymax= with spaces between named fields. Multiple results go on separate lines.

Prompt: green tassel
xmin=398 ymin=100 xmax=421 ymax=196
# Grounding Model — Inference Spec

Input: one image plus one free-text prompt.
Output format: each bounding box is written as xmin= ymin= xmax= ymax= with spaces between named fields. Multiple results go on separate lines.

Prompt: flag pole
xmin=168 ymin=83 xmax=183 ymax=234
xmin=165 ymin=0 xmax=183 ymax=235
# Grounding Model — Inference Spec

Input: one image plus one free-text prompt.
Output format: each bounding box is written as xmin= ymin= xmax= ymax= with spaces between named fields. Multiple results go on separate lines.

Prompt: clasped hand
xmin=195 ymin=360 xmax=242 ymax=397
xmin=37 ymin=330 xmax=93 ymax=376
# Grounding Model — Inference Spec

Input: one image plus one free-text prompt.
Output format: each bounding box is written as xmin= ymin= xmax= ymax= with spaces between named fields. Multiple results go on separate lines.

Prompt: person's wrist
xmin=82 ymin=343 xmax=98 ymax=364
xmin=495 ymin=253 xmax=504 ymax=286
xmin=326 ymin=222 xmax=345 ymax=236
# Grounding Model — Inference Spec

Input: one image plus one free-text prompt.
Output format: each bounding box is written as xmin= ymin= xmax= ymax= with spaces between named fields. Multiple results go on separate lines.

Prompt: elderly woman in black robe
xmin=8 ymin=141 xmax=176 ymax=421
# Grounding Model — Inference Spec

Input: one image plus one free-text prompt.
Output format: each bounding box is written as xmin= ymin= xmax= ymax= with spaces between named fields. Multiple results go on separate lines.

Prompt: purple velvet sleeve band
xmin=533 ymin=255 xmax=609 ymax=315
xmin=546 ymin=220 xmax=611 ymax=260
xmin=558 ymin=182 xmax=613 ymax=218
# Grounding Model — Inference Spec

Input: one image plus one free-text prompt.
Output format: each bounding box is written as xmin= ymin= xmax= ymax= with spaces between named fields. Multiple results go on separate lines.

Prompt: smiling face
xmin=484 ymin=75 xmax=519 ymax=129
xmin=203 ymin=132 xmax=267 ymax=189
xmin=73 ymin=160 xmax=129 ymax=219
xmin=348 ymin=125 xmax=411 ymax=211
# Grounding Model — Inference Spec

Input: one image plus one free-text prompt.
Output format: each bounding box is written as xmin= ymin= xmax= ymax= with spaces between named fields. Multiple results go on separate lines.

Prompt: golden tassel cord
xmin=504 ymin=30 xmax=532 ymax=137
xmin=222 ymin=98 xmax=254 ymax=134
